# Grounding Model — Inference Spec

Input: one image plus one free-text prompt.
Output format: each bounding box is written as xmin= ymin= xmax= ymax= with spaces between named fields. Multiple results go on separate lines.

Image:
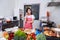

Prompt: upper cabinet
xmin=47 ymin=0 xmax=60 ymax=7
xmin=51 ymin=0 xmax=60 ymax=2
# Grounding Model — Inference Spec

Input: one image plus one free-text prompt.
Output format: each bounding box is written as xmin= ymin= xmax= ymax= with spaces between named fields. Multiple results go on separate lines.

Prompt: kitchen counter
xmin=2 ymin=20 xmax=19 ymax=31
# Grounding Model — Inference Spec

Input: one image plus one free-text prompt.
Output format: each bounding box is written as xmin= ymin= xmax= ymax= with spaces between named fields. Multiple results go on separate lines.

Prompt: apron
xmin=24 ymin=17 xmax=32 ymax=29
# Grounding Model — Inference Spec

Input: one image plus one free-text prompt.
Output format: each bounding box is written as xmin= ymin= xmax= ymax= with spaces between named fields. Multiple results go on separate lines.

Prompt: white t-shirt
xmin=25 ymin=15 xmax=35 ymax=19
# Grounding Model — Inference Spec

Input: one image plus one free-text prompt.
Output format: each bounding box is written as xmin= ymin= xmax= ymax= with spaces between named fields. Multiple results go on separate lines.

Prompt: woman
xmin=24 ymin=8 xmax=35 ymax=40
xmin=24 ymin=8 xmax=35 ymax=29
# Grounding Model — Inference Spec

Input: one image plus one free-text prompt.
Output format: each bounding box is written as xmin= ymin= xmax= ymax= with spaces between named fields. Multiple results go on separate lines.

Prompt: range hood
xmin=48 ymin=2 xmax=60 ymax=7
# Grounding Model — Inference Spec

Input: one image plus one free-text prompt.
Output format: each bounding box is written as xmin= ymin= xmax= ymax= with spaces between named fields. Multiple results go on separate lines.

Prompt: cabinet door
xmin=31 ymin=4 xmax=39 ymax=20
xmin=0 ymin=20 xmax=2 ymax=31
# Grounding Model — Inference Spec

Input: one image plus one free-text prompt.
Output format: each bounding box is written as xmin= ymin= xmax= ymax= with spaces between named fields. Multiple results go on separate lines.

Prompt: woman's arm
xmin=30 ymin=19 xmax=34 ymax=23
xmin=24 ymin=13 xmax=27 ymax=23
xmin=24 ymin=17 xmax=26 ymax=23
xmin=31 ymin=15 xmax=35 ymax=23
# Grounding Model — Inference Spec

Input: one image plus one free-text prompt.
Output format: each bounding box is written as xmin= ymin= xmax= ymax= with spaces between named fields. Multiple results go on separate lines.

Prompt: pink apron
xmin=24 ymin=17 xmax=32 ymax=29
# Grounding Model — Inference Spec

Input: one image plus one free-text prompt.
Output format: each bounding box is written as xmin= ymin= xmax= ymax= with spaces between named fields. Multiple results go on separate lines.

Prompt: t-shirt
xmin=25 ymin=15 xmax=35 ymax=19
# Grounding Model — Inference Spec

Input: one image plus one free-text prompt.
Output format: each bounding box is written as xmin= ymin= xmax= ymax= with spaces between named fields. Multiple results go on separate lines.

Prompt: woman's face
xmin=27 ymin=9 xmax=31 ymax=15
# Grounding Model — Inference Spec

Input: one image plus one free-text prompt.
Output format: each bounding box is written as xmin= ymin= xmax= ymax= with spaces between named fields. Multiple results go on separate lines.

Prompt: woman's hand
xmin=27 ymin=21 xmax=33 ymax=23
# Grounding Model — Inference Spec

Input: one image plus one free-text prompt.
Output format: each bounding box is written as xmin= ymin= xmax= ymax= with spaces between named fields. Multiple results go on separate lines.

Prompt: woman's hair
xmin=26 ymin=8 xmax=32 ymax=15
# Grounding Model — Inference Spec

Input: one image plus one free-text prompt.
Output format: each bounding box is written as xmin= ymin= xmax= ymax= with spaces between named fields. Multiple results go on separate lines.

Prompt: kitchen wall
xmin=14 ymin=0 xmax=51 ymax=19
xmin=48 ymin=6 xmax=60 ymax=26
xmin=1 ymin=0 xmax=60 ymax=27
xmin=0 ymin=0 xmax=15 ymax=19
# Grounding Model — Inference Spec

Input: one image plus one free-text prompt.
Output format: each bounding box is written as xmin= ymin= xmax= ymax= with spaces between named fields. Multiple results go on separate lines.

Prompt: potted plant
xmin=36 ymin=33 xmax=46 ymax=40
xmin=14 ymin=29 xmax=27 ymax=40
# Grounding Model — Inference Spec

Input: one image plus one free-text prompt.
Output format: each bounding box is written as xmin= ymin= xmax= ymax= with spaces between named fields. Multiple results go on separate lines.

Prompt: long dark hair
xmin=26 ymin=8 xmax=32 ymax=15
